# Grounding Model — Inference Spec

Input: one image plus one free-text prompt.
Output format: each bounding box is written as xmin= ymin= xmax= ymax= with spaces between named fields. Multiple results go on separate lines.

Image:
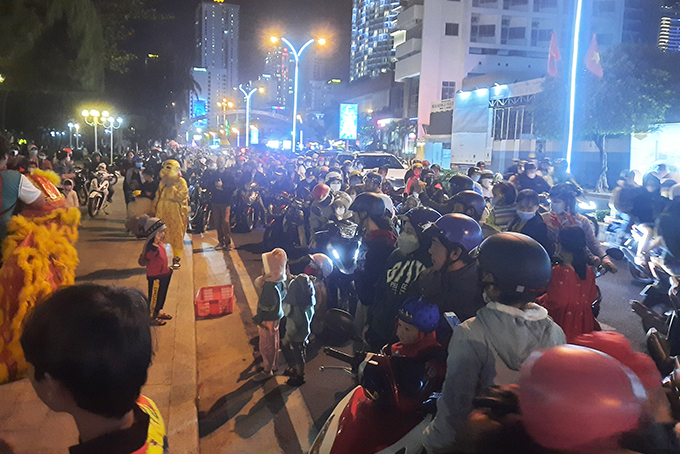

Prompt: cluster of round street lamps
xmin=81 ymin=109 xmax=123 ymax=165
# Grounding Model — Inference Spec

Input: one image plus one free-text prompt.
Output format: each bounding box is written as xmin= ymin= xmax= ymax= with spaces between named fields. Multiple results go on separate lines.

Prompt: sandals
xmin=157 ymin=312 xmax=173 ymax=320
xmin=151 ymin=318 xmax=167 ymax=326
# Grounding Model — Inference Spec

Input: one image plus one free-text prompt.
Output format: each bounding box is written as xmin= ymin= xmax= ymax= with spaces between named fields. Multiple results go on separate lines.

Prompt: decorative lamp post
xmin=270 ymin=36 xmax=325 ymax=151
xmin=81 ymin=109 xmax=110 ymax=154
xmin=105 ymin=117 xmax=123 ymax=165
xmin=238 ymin=84 xmax=264 ymax=147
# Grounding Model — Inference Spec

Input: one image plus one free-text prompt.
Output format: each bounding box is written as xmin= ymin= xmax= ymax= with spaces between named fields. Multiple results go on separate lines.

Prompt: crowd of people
xmin=4 ymin=134 xmax=680 ymax=453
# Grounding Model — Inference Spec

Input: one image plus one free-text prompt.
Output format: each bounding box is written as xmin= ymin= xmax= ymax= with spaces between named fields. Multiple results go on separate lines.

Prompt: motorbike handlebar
xmin=323 ymin=347 xmax=355 ymax=364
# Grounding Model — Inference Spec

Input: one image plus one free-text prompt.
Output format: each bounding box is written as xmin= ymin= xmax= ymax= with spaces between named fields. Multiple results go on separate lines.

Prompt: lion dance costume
xmin=154 ymin=160 xmax=188 ymax=269
xmin=0 ymin=169 xmax=80 ymax=384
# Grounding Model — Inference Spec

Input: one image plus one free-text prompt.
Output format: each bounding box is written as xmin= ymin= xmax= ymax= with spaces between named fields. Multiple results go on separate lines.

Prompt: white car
xmin=354 ymin=152 xmax=408 ymax=189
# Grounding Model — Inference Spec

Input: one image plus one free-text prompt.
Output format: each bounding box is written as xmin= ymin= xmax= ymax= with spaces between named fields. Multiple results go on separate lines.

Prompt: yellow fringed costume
xmin=153 ymin=160 xmax=188 ymax=262
xmin=0 ymin=169 xmax=80 ymax=384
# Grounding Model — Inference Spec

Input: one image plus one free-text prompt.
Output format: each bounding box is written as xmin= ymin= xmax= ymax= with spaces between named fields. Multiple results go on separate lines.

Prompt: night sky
xmin=134 ymin=0 xmax=353 ymax=82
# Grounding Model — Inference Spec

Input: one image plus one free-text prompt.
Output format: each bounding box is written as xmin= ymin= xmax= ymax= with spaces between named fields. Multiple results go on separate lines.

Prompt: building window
xmin=473 ymin=0 xmax=499 ymax=7
xmin=441 ymin=81 xmax=456 ymax=100
xmin=503 ymin=0 xmax=528 ymax=10
xmin=445 ymin=23 xmax=459 ymax=36
xmin=531 ymin=21 xmax=553 ymax=46
xmin=533 ymin=0 xmax=558 ymax=12
xmin=470 ymin=23 xmax=496 ymax=43
xmin=492 ymin=105 xmax=533 ymax=140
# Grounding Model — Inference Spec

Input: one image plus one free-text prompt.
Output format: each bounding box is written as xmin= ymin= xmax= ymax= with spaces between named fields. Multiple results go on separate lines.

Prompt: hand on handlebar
xmin=602 ymin=257 xmax=618 ymax=274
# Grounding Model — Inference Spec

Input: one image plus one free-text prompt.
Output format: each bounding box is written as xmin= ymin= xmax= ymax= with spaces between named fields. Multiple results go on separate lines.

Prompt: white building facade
xmin=394 ymin=0 xmax=625 ymax=138
xmin=191 ymin=1 xmax=239 ymax=129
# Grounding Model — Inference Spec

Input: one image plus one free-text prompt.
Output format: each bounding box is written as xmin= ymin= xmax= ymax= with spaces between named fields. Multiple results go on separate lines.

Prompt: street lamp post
xmin=216 ymin=99 xmax=234 ymax=130
xmin=270 ymin=36 xmax=325 ymax=152
xmin=106 ymin=117 xmax=123 ymax=165
xmin=67 ymin=122 xmax=74 ymax=149
xmin=81 ymin=109 xmax=110 ymax=154
xmin=232 ymin=127 xmax=240 ymax=148
xmin=74 ymin=123 xmax=80 ymax=150
xmin=238 ymin=84 xmax=264 ymax=148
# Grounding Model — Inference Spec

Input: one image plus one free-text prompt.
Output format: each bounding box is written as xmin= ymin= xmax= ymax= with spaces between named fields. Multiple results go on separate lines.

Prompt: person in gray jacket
xmin=422 ymin=232 xmax=566 ymax=453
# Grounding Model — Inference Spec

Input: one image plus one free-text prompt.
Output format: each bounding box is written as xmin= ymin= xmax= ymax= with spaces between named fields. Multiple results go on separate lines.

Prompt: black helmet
xmin=549 ymin=182 xmax=580 ymax=211
xmin=448 ymin=174 xmax=475 ymax=196
xmin=477 ymin=232 xmax=551 ymax=303
xmin=403 ymin=206 xmax=441 ymax=242
xmin=365 ymin=172 xmax=383 ymax=186
xmin=349 ymin=192 xmax=386 ymax=219
xmin=451 ymin=190 xmax=486 ymax=222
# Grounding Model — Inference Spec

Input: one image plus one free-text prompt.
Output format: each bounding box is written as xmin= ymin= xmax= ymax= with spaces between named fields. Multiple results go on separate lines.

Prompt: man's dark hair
xmin=493 ymin=182 xmax=517 ymax=205
xmin=516 ymin=189 xmax=539 ymax=207
xmin=21 ymin=284 xmax=153 ymax=419
xmin=0 ymin=135 xmax=9 ymax=161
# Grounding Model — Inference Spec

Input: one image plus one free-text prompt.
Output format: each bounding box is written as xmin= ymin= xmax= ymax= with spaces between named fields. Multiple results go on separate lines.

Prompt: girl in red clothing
xmin=537 ymin=226 xmax=599 ymax=341
xmin=139 ymin=217 xmax=173 ymax=326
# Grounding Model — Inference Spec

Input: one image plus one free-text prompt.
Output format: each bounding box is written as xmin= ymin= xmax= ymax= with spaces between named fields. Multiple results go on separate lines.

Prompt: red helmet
xmin=519 ymin=345 xmax=646 ymax=452
xmin=312 ymin=184 xmax=330 ymax=202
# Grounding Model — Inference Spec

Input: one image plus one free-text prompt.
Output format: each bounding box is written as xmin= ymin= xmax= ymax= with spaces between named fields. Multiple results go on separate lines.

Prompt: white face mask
xmin=397 ymin=232 xmax=420 ymax=254
xmin=471 ymin=174 xmax=480 ymax=182
xmin=481 ymin=179 xmax=492 ymax=189
xmin=330 ymin=182 xmax=341 ymax=192
xmin=552 ymin=202 xmax=565 ymax=214
xmin=517 ymin=210 xmax=536 ymax=222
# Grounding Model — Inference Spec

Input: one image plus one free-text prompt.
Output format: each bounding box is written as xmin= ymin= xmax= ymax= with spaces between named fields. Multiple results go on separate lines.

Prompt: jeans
xmin=258 ymin=320 xmax=280 ymax=373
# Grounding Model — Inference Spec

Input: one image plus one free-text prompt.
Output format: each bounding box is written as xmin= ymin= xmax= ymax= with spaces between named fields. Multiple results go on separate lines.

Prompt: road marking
xmin=278 ymin=377 xmax=318 ymax=453
xmin=229 ymin=248 xmax=259 ymax=314
xmin=599 ymin=322 xmax=617 ymax=331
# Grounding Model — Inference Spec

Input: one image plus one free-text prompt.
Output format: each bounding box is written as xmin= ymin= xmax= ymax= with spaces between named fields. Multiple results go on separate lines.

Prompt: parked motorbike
xmin=310 ymin=347 xmax=440 ymax=454
xmin=73 ymin=167 xmax=89 ymax=206
xmin=188 ymin=183 xmax=211 ymax=234
xmin=262 ymin=194 xmax=308 ymax=258
xmin=87 ymin=172 xmax=111 ymax=218
xmin=231 ymin=183 xmax=262 ymax=233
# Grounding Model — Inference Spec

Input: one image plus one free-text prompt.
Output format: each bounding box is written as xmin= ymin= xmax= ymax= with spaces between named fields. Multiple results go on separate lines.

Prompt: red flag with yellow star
xmin=585 ymin=34 xmax=603 ymax=78
xmin=547 ymin=30 xmax=561 ymax=77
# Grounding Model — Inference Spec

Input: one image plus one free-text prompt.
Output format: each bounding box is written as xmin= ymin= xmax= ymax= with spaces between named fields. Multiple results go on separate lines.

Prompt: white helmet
xmin=325 ymin=171 xmax=343 ymax=184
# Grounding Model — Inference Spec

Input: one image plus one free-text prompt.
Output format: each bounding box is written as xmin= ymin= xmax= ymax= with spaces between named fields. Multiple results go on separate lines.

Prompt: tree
xmin=531 ymin=44 xmax=677 ymax=191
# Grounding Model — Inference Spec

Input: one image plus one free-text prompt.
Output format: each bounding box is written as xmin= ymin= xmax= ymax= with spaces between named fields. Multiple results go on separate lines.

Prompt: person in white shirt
xmin=62 ymin=179 xmax=79 ymax=208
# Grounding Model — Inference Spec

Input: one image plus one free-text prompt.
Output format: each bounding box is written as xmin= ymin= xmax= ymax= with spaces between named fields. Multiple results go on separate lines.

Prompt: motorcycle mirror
xmin=605 ymin=247 xmax=624 ymax=261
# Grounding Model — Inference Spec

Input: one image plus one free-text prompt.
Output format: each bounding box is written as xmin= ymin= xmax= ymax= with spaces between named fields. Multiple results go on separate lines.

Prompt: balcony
xmin=395 ymin=52 xmax=422 ymax=81
xmin=396 ymin=38 xmax=422 ymax=60
xmin=397 ymin=4 xmax=424 ymax=31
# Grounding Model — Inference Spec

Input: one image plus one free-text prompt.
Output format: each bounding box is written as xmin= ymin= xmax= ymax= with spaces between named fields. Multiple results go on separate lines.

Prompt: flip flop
xmin=151 ymin=318 xmax=167 ymax=326
xmin=157 ymin=312 xmax=173 ymax=320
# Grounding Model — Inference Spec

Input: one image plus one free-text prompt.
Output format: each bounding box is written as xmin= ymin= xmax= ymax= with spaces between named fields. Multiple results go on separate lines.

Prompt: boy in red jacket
xmin=139 ymin=217 xmax=173 ymax=326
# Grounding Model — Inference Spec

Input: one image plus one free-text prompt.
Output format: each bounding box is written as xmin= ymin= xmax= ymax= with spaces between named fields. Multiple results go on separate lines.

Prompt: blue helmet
xmin=398 ymin=297 xmax=440 ymax=333
xmin=425 ymin=213 xmax=483 ymax=253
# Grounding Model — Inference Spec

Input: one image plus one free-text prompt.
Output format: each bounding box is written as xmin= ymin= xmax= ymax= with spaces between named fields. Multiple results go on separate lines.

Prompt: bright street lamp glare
xmin=67 ymin=122 xmax=74 ymax=128
xmin=231 ymin=127 xmax=239 ymax=133
xmin=82 ymin=109 xmax=89 ymax=117
xmin=270 ymin=36 xmax=279 ymax=43
xmin=107 ymin=117 xmax=114 ymax=123
xmin=317 ymin=38 xmax=326 ymax=45
xmin=102 ymin=110 xmax=110 ymax=118
xmin=90 ymin=109 xmax=100 ymax=117
xmin=117 ymin=117 xmax=123 ymax=124
xmin=258 ymin=87 xmax=265 ymax=93
xmin=227 ymin=102 xmax=234 ymax=107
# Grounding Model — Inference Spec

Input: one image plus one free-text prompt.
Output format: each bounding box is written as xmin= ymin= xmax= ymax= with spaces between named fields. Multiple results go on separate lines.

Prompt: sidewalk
xmin=0 ymin=193 xmax=199 ymax=453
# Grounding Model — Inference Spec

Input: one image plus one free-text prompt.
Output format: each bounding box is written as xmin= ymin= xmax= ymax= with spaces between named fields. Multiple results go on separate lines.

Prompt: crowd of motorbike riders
xmin=12 ymin=141 xmax=680 ymax=452
xmin=165 ymin=148 xmax=678 ymax=453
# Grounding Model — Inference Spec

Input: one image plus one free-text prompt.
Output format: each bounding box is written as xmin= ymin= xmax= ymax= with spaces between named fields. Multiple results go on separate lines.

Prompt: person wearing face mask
xmin=296 ymin=168 xmax=318 ymax=200
xmin=366 ymin=206 xmax=441 ymax=351
xmin=325 ymin=170 xmax=344 ymax=194
xmin=422 ymin=233 xmax=565 ymax=454
xmin=416 ymin=213 xmax=485 ymax=346
xmin=506 ymin=189 xmax=552 ymax=256
xmin=543 ymin=183 xmax=617 ymax=273
xmin=510 ymin=162 xmax=551 ymax=194
xmin=349 ymin=192 xmax=397 ymax=349
xmin=478 ymin=170 xmax=494 ymax=200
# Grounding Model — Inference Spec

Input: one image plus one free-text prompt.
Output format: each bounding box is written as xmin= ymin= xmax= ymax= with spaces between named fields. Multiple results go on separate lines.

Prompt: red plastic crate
xmin=194 ymin=285 xmax=235 ymax=318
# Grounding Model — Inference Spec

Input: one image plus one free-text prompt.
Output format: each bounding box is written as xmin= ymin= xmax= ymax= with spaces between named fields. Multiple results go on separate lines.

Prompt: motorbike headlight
xmin=331 ymin=249 xmax=340 ymax=260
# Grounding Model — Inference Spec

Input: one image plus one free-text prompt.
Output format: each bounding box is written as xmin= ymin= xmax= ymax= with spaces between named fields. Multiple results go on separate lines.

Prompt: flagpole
xmin=566 ymin=0 xmax=585 ymax=174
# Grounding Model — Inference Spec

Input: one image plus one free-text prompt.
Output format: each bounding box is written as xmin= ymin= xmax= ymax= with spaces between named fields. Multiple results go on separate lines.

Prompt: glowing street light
xmin=239 ymin=84 xmax=264 ymax=147
xmin=270 ymin=35 xmax=326 ymax=151
xmin=216 ymin=98 xmax=235 ymax=129
xmin=82 ymin=109 xmax=110 ymax=154
xmin=105 ymin=117 xmax=123 ymax=165
xmin=231 ymin=127 xmax=240 ymax=148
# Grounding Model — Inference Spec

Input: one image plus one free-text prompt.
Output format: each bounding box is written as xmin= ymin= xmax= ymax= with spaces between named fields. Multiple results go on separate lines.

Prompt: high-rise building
xmin=350 ymin=0 xmax=402 ymax=81
xmin=190 ymin=1 xmax=239 ymax=128
xmin=394 ymin=0 xmax=625 ymax=136
xmin=263 ymin=46 xmax=295 ymax=109
xmin=659 ymin=2 xmax=680 ymax=51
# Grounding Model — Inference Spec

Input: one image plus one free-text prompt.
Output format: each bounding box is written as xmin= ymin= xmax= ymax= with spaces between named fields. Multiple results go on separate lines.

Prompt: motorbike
xmin=231 ymin=183 xmax=262 ymax=233
xmin=87 ymin=172 xmax=111 ymax=218
xmin=310 ymin=347 xmax=441 ymax=454
xmin=188 ymin=183 xmax=211 ymax=234
xmin=262 ymin=193 xmax=308 ymax=258
xmin=73 ymin=167 xmax=90 ymax=206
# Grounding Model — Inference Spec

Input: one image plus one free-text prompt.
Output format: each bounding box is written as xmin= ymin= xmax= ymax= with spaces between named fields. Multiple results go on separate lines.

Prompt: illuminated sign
xmin=339 ymin=103 xmax=358 ymax=140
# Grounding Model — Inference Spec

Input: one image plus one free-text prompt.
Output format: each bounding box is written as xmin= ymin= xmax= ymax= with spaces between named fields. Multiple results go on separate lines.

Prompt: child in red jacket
xmin=139 ymin=217 xmax=173 ymax=326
